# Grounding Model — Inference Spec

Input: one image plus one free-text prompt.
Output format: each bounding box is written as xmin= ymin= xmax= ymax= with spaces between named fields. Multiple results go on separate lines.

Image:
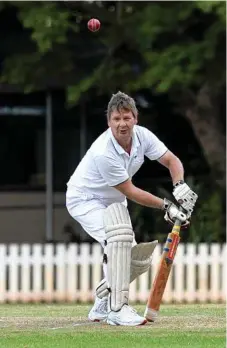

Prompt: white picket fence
xmin=0 ymin=243 xmax=226 ymax=303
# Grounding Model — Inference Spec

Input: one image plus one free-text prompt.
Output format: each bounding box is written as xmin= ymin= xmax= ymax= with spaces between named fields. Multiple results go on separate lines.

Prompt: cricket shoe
xmin=107 ymin=304 xmax=147 ymax=326
xmin=88 ymin=296 xmax=108 ymax=322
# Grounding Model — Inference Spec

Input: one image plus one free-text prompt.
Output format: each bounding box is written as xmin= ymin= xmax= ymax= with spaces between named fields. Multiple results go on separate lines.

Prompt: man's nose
xmin=119 ymin=119 xmax=127 ymax=127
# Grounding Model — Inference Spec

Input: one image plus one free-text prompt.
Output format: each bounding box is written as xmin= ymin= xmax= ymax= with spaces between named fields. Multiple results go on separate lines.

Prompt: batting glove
xmin=173 ymin=180 xmax=198 ymax=214
xmin=163 ymin=198 xmax=190 ymax=228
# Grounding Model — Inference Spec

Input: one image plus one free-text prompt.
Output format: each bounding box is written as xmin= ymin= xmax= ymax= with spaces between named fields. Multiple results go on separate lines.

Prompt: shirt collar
xmin=109 ymin=127 xmax=140 ymax=155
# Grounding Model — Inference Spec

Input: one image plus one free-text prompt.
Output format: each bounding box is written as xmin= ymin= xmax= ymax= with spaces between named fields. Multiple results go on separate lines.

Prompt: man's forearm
xmin=125 ymin=186 xmax=164 ymax=210
xmin=168 ymin=156 xmax=184 ymax=185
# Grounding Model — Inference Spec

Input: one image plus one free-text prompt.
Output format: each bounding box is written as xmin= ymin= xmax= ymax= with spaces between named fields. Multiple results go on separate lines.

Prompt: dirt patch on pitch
xmin=0 ymin=314 xmax=225 ymax=332
xmin=0 ymin=316 xmax=87 ymax=330
xmin=153 ymin=314 xmax=226 ymax=330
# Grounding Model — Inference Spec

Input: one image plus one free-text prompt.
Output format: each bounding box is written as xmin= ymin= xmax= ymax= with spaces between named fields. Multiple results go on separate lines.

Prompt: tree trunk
xmin=184 ymin=85 xmax=226 ymax=188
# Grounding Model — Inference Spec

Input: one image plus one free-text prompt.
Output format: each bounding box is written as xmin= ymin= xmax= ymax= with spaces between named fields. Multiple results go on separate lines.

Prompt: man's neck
xmin=118 ymin=139 xmax=132 ymax=155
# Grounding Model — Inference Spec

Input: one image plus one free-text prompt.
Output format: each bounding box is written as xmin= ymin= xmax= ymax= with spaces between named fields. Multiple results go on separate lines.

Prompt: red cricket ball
xmin=87 ymin=18 xmax=101 ymax=32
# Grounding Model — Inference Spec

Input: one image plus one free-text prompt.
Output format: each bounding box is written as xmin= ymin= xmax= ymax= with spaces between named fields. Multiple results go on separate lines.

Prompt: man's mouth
xmin=119 ymin=130 xmax=127 ymax=134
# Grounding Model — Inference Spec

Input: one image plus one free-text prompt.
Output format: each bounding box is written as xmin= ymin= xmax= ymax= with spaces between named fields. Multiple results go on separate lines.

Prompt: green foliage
xmin=18 ymin=3 xmax=72 ymax=53
xmin=0 ymin=53 xmax=41 ymax=89
xmin=0 ymin=1 xmax=225 ymax=100
xmin=131 ymin=43 xmax=205 ymax=92
xmin=67 ymin=74 xmax=96 ymax=105
xmin=196 ymin=0 xmax=226 ymax=22
xmin=187 ymin=187 xmax=225 ymax=244
xmin=128 ymin=1 xmax=225 ymax=93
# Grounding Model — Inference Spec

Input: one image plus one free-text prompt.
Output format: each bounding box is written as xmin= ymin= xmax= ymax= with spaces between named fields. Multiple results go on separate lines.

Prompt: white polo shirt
xmin=66 ymin=125 xmax=168 ymax=207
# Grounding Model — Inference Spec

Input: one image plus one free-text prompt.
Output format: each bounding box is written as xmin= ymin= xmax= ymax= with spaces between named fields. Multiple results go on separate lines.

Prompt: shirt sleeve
xmin=94 ymin=155 xmax=129 ymax=187
xmin=142 ymin=127 xmax=168 ymax=160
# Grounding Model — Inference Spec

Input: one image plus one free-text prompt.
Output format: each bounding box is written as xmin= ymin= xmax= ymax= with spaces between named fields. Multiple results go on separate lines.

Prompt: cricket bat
xmin=144 ymin=214 xmax=183 ymax=322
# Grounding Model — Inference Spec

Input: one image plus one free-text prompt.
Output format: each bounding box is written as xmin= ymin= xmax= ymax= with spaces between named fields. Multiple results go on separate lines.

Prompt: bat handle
xmin=174 ymin=206 xmax=185 ymax=227
xmin=174 ymin=217 xmax=182 ymax=227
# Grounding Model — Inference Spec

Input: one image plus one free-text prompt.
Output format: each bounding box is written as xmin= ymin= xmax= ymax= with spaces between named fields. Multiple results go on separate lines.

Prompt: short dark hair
xmin=107 ymin=91 xmax=138 ymax=121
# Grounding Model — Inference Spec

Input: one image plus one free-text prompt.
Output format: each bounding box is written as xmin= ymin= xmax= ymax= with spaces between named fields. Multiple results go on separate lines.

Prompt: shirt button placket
xmin=124 ymin=153 xmax=130 ymax=171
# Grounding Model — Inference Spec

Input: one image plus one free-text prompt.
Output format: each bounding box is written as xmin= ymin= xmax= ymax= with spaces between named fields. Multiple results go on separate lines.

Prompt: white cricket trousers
xmin=66 ymin=191 xmax=136 ymax=248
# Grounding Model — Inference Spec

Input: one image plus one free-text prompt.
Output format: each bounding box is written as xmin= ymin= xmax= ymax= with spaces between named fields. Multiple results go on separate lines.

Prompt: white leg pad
xmin=96 ymin=279 xmax=110 ymax=299
xmin=96 ymin=240 xmax=158 ymax=299
xmin=130 ymin=241 xmax=158 ymax=282
xmin=104 ymin=203 xmax=133 ymax=312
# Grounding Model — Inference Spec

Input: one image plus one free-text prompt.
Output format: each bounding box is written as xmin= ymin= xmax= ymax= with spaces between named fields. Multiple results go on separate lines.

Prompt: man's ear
xmin=134 ymin=117 xmax=138 ymax=125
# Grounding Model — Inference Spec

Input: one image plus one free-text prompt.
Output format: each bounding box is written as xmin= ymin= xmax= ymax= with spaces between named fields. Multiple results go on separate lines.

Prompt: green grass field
xmin=0 ymin=303 xmax=225 ymax=348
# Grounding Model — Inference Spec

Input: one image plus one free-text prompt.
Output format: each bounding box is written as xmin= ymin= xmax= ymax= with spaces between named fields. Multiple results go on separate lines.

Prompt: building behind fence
xmin=0 ymin=243 xmax=226 ymax=303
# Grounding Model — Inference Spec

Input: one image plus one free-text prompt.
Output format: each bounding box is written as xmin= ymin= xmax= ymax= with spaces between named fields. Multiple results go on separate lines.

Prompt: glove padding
xmin=173 ymin=181 xmax=198 ymax=214
xmin=163 ymin=198 xmax=190 ymax=228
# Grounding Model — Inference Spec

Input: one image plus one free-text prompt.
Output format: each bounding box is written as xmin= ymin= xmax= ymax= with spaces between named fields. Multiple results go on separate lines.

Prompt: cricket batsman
xmin=66 ymin=91 xmax=198 ymax=326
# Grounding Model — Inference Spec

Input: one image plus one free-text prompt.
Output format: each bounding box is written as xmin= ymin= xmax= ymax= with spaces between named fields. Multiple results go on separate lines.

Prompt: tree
xmin=0 ymin=1 xmax=226 ymax=186
xmin=127 ymin=1 xmax=226 ymax=187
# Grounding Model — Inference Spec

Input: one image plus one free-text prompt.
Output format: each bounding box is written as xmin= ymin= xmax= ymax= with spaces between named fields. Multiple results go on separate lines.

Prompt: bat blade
xmin=144 ymin=224 xmax=181 ymax=322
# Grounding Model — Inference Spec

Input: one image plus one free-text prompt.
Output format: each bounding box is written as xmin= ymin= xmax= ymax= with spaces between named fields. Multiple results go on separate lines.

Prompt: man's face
xmin=108 ymin=109 xmax=137 ymax=143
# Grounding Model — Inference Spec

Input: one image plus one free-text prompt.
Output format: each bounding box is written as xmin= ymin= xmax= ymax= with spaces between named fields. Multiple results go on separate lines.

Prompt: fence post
xmin=0 ymin=244 xmax=6 ymax=303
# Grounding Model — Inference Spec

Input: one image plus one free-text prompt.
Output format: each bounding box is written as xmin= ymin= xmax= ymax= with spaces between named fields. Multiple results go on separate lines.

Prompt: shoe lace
xmin=123 ymin=305 xmax=137 ymax=315
xmin=98 ymin=298 xmax=108 ymax=312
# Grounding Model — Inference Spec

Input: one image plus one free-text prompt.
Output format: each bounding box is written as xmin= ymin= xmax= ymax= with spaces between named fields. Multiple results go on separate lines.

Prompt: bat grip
xmin=174 ymin=206 xmax=185 ymax=227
